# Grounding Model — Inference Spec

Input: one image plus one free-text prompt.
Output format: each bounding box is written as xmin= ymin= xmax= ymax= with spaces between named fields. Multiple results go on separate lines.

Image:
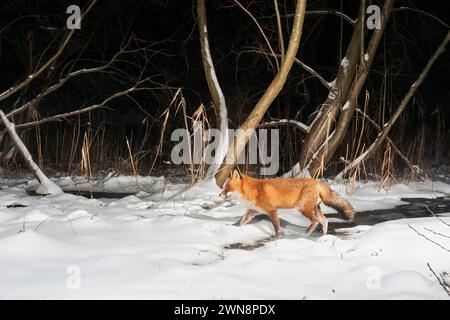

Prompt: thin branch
xmin=274 ymin=10 xmax=356 ymax=25
xmin=426 ymin=206 xmax=450 ymax=228
xmin=293 ymin=57 xmax=332 ymax=90
xmin=424 ymin=228 xmax=450 ymax=239
xmin=12 ymin=79 xmax=157 ymax=130
xmin=336 ymin=30 xmax=450 ymax=179
xmin=259 ymin=118 xmax=309 ymax=133
xmin=6 ymin=37 xmax=156 ymax=118
xmin=0 ymin=15 xmax=45 ymax=36
xmin=408 ymin=224 xmax=450 ymax=253
xmin=355 ymin=108 xmax=420 ymax=178
xmin=233 ymin=0 xmax=280 ymax=71
xmin=8 ymin=57 xmax=117 ymax=118
xmin=427 ymin=263 xmax=450 ymax=297
xmin=0 ymin=0 xmax=97 ymax=103
xmin=393 ymin=7 xmax=449 ymax=29
xmin=274 ymin=0 xmax=285 ymax=61
xmin=246 ymin=48 xmax=332 ymax=89
xmin=306 ymin=10 xmax=356 ymax=25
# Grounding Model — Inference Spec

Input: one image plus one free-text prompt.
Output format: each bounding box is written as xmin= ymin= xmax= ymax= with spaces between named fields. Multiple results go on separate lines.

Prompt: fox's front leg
xmin=267 ymin=210 xmax=281 ymax=239
xmin=239 ymin=209 xmax=258 ymax=226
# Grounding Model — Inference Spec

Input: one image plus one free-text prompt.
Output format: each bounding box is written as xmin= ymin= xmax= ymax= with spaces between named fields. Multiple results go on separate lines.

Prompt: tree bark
xmin=197 ymin=0 xmax=228 ymax=133
xmin=197 ymin=0 xmax=229 ymax=177
xmin=336 ymin=29 xmax=450 ymax=179
xmin=297 ymin=1 xmax=364 ymax=173
xmin=0 ymin=111 xmax=63 ymax=195
xmin=215 ymin=0 xmax=307 ymax=187
xmin=307 ymin=0 xmax=394 ymax=177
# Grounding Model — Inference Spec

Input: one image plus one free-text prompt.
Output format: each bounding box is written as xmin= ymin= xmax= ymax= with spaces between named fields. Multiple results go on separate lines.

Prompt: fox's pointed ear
xmin=232 ymin=169 xmax=241 ymax=179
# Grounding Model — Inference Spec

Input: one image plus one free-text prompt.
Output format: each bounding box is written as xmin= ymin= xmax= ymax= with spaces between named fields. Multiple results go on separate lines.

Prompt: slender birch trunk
xmin=197 ymin=0 xmax=229 ymax=176
xmin=215 ymin=0 xmax=307 ymax=187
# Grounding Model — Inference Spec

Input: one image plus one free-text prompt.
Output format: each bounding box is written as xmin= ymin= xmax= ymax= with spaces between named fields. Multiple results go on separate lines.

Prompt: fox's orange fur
xmin=219 ymin=170 xmax=356 ymax=237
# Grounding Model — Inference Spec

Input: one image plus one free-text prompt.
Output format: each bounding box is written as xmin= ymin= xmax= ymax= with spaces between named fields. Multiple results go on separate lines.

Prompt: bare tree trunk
xmin=197 ymin=0 xmax=228 ymax=132
xmin=336 ymin=29 xmax=450 ymax=180
xmin=297 ymin=1 xmax=365 ymax=174
xmin=0 ymin=111 xmax=62 ymax=195
xmin=215 ymin=0 xmax=307 ymax=187
xmin=197 ymin=0 xmax=229 ymax=176
xmin=307 ymin=0 xmax=394 ymax=177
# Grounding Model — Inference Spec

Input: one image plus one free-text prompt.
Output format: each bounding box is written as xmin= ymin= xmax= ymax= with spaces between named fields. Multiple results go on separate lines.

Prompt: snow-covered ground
xmin=0 ymin=175 xmax=449 ymax=299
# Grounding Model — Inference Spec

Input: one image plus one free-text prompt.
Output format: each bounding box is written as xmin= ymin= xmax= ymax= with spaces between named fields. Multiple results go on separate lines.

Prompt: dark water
xmin=328 ymin=197 xmax=450 ymax=233
xmin=225 ymin=197 xmax=450 ymax=250
xmin=23 ymin=188 xmax=450 ymax=249
xmin=25 ymin=189 xmax=136 ymax=199
xmin=64 ymin=190 xmax=135 ymax=199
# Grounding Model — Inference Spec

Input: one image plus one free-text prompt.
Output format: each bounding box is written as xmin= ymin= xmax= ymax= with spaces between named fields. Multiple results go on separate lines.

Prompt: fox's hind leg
xmin=296 ymin=201 xmax=319 ymax=236
xmin=315 ymin=205 xmax=328 ymax=235
xmin=305 ymin=215 xmax=319 ymax=235
xmin=239 ymin=209 xmax=258 ymax=226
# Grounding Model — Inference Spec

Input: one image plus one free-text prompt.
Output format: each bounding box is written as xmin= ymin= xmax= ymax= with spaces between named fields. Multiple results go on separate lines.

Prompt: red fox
xmin=219 ymin=170 xmax=356 ymax=237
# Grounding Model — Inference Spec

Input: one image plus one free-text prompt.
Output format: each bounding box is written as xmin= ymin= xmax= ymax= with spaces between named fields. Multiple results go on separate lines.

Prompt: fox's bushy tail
xmin=320 ymin=188 xmax=356 ymax=221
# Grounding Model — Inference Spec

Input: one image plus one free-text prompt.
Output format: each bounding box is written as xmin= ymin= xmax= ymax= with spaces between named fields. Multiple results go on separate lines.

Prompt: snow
xmin=0 ymin=176 xmax=449 ymax=299
xmin=282 ymin=163 xmax=311 ymax=178
xmin=342 ymin=100 xmax=350 ymax=110
xmin=341 ymin=56 xmax=349 ymax=74
xmin=26 ymin=174 xmax=166 ymax=195
xmin=327 ymin=91 xmax=336 ymax=100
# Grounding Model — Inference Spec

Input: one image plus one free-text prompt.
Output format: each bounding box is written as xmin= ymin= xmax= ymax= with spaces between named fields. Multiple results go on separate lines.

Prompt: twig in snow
xmin=426 ymin=206 xmax=450 ymax=228
xmin=408 ymin=224 xmax=450 ymax=253
xmin=424 ymin=228 xmax=450 ymax=239
xmin=427 ymin=263 xmax=450 ymax=296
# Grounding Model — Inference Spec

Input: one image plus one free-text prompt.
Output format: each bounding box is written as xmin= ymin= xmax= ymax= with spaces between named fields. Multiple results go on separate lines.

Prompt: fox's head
xmin=219 ymin=169 xmax=243 ymax=199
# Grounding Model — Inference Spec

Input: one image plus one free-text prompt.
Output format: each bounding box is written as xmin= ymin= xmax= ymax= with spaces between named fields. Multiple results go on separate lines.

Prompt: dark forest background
xmin=0 ymin=0 xmax=449 ymax=182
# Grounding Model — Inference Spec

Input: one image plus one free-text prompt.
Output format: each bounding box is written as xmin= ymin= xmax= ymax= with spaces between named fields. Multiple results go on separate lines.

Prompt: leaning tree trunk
xmin=307 ymin=0 xmax=394 ymax=177
xmin=297 ymin=1 xmax=365 ymax=175
xmin=215 ymin=0 xmax=307 ymax=187
xmin=336 ymin=29 xmax=450 ymax=179
xmin=0 ymin=111 xmax=63 ymax=195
